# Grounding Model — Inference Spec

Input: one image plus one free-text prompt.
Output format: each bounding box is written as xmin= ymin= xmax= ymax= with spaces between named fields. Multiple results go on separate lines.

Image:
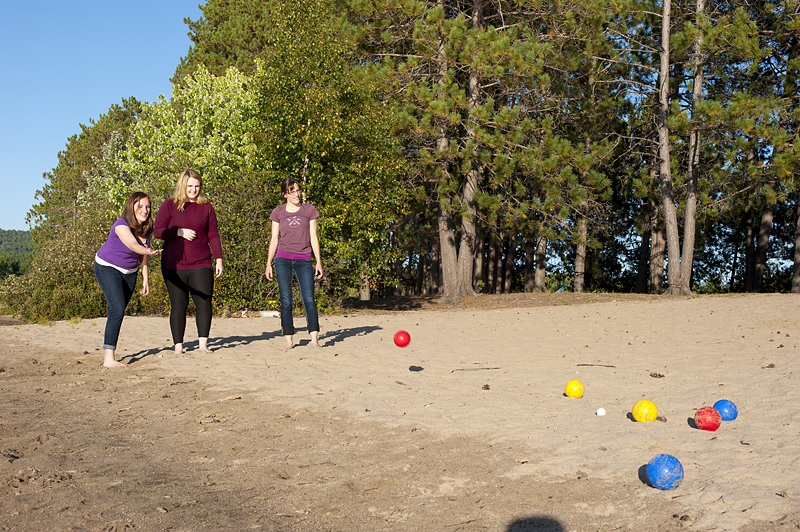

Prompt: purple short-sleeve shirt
xmin=96 ymin=217 xmax=150 ymax=270
xmin=269 ymin=203 xmax=319 ymax=260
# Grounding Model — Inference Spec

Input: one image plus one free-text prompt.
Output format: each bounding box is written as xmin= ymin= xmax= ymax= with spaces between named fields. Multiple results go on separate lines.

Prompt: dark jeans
xmin=162 ymin=267 xmax=214 ymax=344
xmin=274 ymin=258 xmax=319 ymax=336
xmin=94 ymin=262 xmax=137 ymax=350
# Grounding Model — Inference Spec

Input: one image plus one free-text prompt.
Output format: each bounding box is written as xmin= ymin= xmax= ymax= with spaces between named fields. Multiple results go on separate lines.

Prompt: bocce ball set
xmin=561 ymin=379 xmax=739 ymax=490
xmin=392 ymin=334 xmax=741 ymax=492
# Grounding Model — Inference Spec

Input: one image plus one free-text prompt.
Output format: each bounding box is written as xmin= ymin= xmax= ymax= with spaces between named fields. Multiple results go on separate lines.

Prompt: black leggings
xmin=162 ymin=267 xmax=214 ymax=344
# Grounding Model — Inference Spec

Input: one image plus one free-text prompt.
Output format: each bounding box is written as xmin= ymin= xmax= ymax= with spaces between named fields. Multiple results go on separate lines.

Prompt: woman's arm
xmin=309 ymin=219 xmax=323 ymax=280
xmin=115 ymin=225 xmax=161 ymax=257
xmin=264 ymin=221 xmax=280 ymax=281
xmin=139 ymin=255 xmax=150 ymax=295
xmin=153 ymin=201 xmax=180 ymax=240
xmin=208 ymin=205 xmax=223 ymax=277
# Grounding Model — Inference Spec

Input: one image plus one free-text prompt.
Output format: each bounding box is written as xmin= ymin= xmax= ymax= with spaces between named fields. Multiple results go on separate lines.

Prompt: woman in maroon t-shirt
xmin=154 ymin=170 xmax=223 ymax=355
xmin=265 ymin=178 xmax=323 ymax=350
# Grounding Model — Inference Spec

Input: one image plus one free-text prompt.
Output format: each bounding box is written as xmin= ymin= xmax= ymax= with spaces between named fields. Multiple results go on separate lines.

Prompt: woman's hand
xmin=215 ymin=258 xmax=223 ymax=279
xmin=315 ymin=262 xmax=324 ymax=280
xmin=144 ymin=246 xmax=162 ymax=257
xmin=177 ymin=228 xmax=197 ymax=241
xmin=264 ymin=263 xmax=273 ymax=281
xmin=139 ymin=281 xmax=150 ymax=296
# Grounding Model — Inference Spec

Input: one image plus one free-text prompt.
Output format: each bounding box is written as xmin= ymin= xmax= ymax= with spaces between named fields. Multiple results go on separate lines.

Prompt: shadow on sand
xmin=341 ymin=296 xmax=435 ymax=312
xmin=506 ymin=516 xmax=565 ymax=532
xmin=120 ymin=325 xmax=383 ymax=364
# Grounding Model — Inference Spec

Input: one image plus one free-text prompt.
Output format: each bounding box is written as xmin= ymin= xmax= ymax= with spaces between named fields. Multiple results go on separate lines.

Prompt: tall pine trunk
xmin=494 ymin=238 xmax=504 ymax=294
xmin=429 ymin=240 xmax=441 ymax=295
xmin=415 ymin=254 xmax=425 ymax=295
xmin=574 ymin=199 xmax=589 ymax=293
xmin=524 ymin=237 xmax=535 ymax=292
xmin=487 ymin=235 xmax=497 ymax=293
xmin=453 ymin=0 xmax=483 ymax=298
xmin=434 ymin=9 xmax=459 ymax=301
xmin=534 ymin=234 xmax=547 ymax=292
xmin=437 ymin=0 xmax=481 ymax=300
xmin=473 ymin=225 xmax=485 ymax=291
xmin=503 ymin=233 xmax=517 ymax=293
xmin=650 ymin=201 xmax=666 ymax=294
xmin=574 ymin=69 xmax=596 ymax=294
xmin=744 ymin=214 xmax=756 ymax=291
xmin=676 ymin=0 xmax=706 ymax=294
xmin=656 ymin=0 xmax=685 ymax=295
xmin=753 ymin=200 xmax=775 ymax=292
xmin=636 ymin=227 xmax=651 ymax=294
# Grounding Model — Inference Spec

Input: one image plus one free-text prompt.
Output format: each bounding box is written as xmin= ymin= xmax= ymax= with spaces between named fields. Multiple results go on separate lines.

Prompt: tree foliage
xmin=0 ymin=230 xmax=32 ymax=279
xmin=5 ymin=0 xmax=800 ymax=322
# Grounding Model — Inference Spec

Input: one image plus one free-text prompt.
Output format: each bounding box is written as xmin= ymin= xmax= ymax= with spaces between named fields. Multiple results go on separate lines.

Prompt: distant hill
xmin=0 ymin=229 xmax=32 ymax=277
xmin=0 ymin=229 xmax=32 ymax=255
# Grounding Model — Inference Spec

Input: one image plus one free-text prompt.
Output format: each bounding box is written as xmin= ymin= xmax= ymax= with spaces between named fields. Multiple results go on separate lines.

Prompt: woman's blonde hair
xmin=173 ymin=169 xmax=209 ymax=211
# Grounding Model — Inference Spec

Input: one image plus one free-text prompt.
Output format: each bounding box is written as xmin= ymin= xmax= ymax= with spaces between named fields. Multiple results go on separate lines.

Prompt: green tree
xmin=250 ymin=0 xmax=407 ymax=299
xmin=127 ymin=0 xmax=407 ymax=308
xmin=174 ymin=0 xmax=275 ymax=82
xmin=2 ymin=100 xmax=143 ymax=320
xmin=122 ymin=65 xmax=268 ymax=312
xmin=347 ymin=0 xmax=628 ymax=298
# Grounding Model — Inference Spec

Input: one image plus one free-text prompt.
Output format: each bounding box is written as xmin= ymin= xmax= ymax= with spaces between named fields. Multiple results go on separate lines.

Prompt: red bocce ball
xmin=695 ymin=406 xmax=722 ymax=431
xmin=394 ymin=330 xmax=411 ymax=347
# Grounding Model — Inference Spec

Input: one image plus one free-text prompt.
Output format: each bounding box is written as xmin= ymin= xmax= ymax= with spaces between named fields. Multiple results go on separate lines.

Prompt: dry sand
xmin=1 ymin=293 xmax=799 ymax=531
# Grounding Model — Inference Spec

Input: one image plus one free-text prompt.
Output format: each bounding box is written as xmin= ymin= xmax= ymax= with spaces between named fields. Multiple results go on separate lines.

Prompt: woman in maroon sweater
xmin=154 ymin=170 xmax=223 ymax=355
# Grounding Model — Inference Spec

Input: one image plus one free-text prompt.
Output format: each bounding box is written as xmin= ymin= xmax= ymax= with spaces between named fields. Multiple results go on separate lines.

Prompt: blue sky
xmin=0 ymin=1 xmax=203 ymax=231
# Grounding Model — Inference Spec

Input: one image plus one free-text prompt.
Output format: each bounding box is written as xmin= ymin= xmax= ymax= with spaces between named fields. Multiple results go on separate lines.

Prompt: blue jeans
xmin=274 ymin=258 xmax=319 ymax=336
xmin=94 ymin=262 xmax=137 ymax=350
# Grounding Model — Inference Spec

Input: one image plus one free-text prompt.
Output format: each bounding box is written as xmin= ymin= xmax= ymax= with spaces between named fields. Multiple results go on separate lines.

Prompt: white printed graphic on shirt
xmin=288 ymin=216 xmax=302 ymax=227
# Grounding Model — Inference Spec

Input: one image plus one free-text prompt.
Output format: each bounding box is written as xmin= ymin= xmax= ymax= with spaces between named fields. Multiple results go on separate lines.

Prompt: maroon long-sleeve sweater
xmin=154 ymin=199 xmax=223 ymax=270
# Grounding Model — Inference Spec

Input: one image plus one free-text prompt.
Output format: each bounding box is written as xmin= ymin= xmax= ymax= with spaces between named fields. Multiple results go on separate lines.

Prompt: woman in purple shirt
xmin=94 ymin=192 xmax=161 ymax=368
xmin=265 ymin=178 xmax=323 ymax=350
xmin=154 ymin=169 xmax=224 ymax=355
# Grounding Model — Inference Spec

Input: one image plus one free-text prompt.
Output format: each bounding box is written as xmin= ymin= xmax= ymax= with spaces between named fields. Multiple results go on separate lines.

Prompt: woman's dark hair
xmin=123 ymin=191 xmax=153 ymax=238
xmin=280 ymin=177 xmax=302 ymax=198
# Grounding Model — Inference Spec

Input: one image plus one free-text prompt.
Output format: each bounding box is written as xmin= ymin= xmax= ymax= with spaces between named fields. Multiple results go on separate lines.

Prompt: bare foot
xmin=198 ymin=338 xmax=212 ymax=353
xmin=282 ymin=335 xmax=294 ymax=351
xmin=310 ymin=332 xmax=321 ymax=349
xmin=174 ymin=343 xmax=184 ymax=355
xmin=103 ymin=349 xmax=126 ymax=368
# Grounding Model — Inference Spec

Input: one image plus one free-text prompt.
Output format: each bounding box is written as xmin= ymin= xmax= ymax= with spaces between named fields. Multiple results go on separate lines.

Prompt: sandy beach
xmin=1 ymin=293 xmax=799 ymax=531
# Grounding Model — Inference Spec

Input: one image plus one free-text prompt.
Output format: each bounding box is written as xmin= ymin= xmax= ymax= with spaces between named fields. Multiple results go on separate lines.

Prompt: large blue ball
xmin=713 ymin=399 xmax=738 ymax=421
xmin=646 ymin=454 xmax=684 ymax=490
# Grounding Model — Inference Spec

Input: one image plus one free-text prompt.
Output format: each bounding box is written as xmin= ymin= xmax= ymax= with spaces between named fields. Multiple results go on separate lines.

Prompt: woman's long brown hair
xmin=123 ymin=191 xmax=154 ymax=238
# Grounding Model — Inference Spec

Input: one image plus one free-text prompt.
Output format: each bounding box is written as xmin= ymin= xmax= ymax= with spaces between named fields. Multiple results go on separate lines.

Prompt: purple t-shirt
xmin=269 ymin=203 xmax=319 ymax=260
xmin=96 ymin=218 xmax=150 ymax=270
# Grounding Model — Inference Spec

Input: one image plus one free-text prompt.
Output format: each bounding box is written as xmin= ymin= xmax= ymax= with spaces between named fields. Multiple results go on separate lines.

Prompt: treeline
xmin=0 ymin=229 xmax=32 ymax=279
xmin=1 ymin=0 xmax=799 ymax=320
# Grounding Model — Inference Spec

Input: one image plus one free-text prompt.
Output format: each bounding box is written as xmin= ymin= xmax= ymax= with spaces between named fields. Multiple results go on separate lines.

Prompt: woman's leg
xmin=162 ymin=268 xmax=189 ymax=354
xmin=186 ymin=268 xmax=214 ymax=351
xmin=294 ymin=260 xmax=320 ymax=347
xmin=94 ymin=263 xmax=136 ymax=367
xmin=274 ymin=258 xmax=295 ymax=349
